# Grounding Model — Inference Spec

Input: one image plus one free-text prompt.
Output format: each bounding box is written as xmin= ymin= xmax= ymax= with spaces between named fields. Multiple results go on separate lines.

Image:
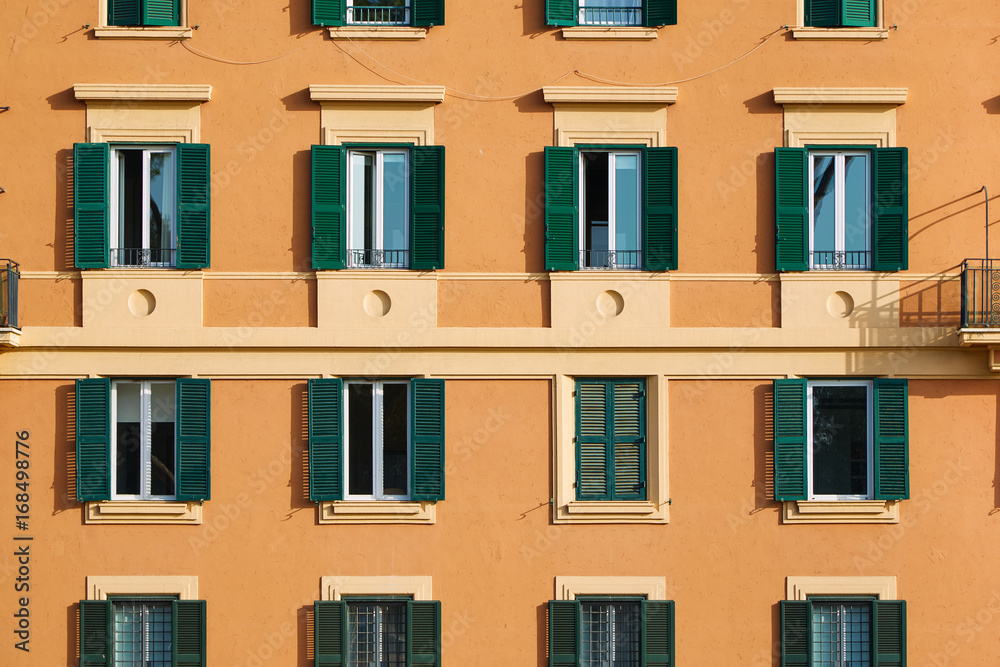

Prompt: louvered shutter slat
xmin=548 ymin=601 xmax=579 ymax=665
xmin=309 ymin=378 xmax=344 ymax=501
xmin=313 ymin=0 xmax=346 ymax=26
xmin=612 ymin=381 xmax=646 ymax=500
xmin=773 ymin=379 xmax=808 ymax=501
xmin=176 ymin=379 xmax=211 ymax=501
xmin=775 ymin=148 xmax=809 ymax=271
xmin=408 ymin=601 xmax=441 ymax=665
xmin=110 ymin=0 xmax=141 ymax=26
xmin=872 ymin=148 xmax=908 ymax=271
xmin=76 ymin=378 xmax=111 ymax=501
xmin=545 ymin=147 xmax=579 ymax=270
xmin=576 ymin=381 xmax=609 ymax=500
xmin=315 ymin=601 xmax=346 ymax=666
xmin=411 ymin=379 xmax=445 ymax=501
xmin=176 ymin=144 xmax=211 ymax=269
xmin=643 ymin=147 xmax=678 ymax=271
xmin=806 ymin=0 xmax=839 ymax=26
xmin=80 ymin=600 xmax=111 ymax=666
xmin=643 ymin=600 xmax=675 ymax=666
xmin=173 ymin=600 xmax=207 ymax=667
xmin=312 ymin=145 xmax=347 ymax=270
xmin=143 ymin=0 xmax=179 ymax=25
xmin=780 ymin=600 xmax=810 ymax=666
xmin=874 ymin=600 xmax=906 ymax=667
xmin=874 ymin=378 xmax=908 ymax=500
xmin=412 ymin=0 xmax=445 ymax=27
xmin=843 ymin=0 xmax=876 ymax=27
xmin=74 ymin=143 xmax=111 ymax=269
xmin=410 ymin=146 xmax=445 ymax=270
xmin=546 ymin=0 xmax=576 ymax=26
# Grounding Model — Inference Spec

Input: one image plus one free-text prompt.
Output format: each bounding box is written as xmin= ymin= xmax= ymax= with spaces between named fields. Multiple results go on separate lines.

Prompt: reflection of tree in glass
xmin=353 ymin=0 xmax=405 ymax=7
xmin=813 ymin=158 xmax=835 ymax=218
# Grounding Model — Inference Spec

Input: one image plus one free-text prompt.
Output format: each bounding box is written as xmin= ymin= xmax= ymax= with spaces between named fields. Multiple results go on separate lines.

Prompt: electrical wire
xmin=180 ymin=32 xmax=323 ymax=66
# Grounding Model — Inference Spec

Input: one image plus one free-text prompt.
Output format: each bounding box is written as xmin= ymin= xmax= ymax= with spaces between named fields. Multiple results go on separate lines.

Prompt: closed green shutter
xmin=80 ymin=600 xmax=111 ymax=667
xmin=74 ymin=143 xmax=111 ymax=269
xmin=308 ymin=378 xmax=344 ymax=502
xmin=546 ymin=0 xmax=576 ymax=26
xmin=312 ymin=145 xmax=347 ymax=270
xmin=643 ymin=600 xmax=675 ymax=666
xmin=548 ymin=600 xmax=579 ymax=666
xmin=412 ymin=0 xmax=445 ymax=26
xmin=143 ymin=0 xmax=179 ymax=26
xmin=176 ymin=143 xmax=211 ymax=269
xmin=612 ymin=380 xmax=646 ymax=501
xmin=780 ymin=600 xmax=810 ymax=666
xmin=176 ymin=379 xmax=211 ymax=502
xmin=874 ymin=600 xmax=906 ymax=667
xmin=76 ymin=378 xmax=111 ymax=502
xmin=874 ymin=378 xmax=908 ymax=500
xmin=315 ymin=601 xmax=346 ymax=666
xmin=545 ymin=147 xmax=579 ymax=271
xmin=411 ymin=378 xmax=445 ymax=501
xmin=773 ymin=379 xmax=808 ymax=501
xmin=410 ymin=146 xmax=446 ymax=270
xmin=872 ymin=148 xmax=908 ymax=272
xmin=109 ymin=0 xmax=141 ymax=26
xmin=643 ymin=147 xmax=678 ymax=271
xmin=408 ymin=601 xmax=441 ymax=666
xmin=805 ymin=0 xmax=838 ymax=27
xmin=843 ymin=0 xmax=876 ymax=27
xmin=313 ymin=0 xmax=346 ymax=26
xmin=775 ymin=148 xmax=809 ymax=271
xmin=644 ymin=0 xmax=677 ymax=26
xmin=173 ymin=600 xmax=207 ymax=667
xmin=576 ymin=380 xmax=610 ymax=500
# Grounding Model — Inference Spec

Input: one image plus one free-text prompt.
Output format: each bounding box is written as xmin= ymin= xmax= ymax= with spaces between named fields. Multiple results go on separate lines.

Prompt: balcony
xmin=111 ymin=248 xmax=176 ymax=268
xmin=958 ymin=259 xmax=1000 ymax=363
xmin=0 ymin=259 xmax=20 ymax=347
xmin=347 ymin=6 xmax=409 ymax=26
xmin=347 ymin=248 xmax=409 ymax=269
xmin=579 ymin=6 xmax=642 ymax=26
xmin=810 ymin=250 xmax=871 ymax=271
xmin=580 ymin=249 xmax=642 ymax=270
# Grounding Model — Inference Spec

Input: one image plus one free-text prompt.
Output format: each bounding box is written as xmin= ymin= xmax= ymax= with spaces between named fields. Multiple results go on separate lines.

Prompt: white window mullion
xmin=834 ymin=153 xmax=846 ymax=262
xmin=141 ymin=382 xmax=152 ymax=500
xmin=607 ymin=153 xmax=617 ymax=257
xmin=373 ymin=381 xmax=384 ymax=499
xmin=375 ymin=153 xmax=385 ymax=257
xmin=141 ymin=150 xmax=152 ymax=254
xmin=112 ymin=151 xmax=122 ymax=259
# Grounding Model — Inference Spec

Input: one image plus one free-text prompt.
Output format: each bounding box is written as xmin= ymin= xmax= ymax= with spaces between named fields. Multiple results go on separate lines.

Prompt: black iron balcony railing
xmin=810 ymin=250 xmax=871 ymax=271
xmin=112 ymin=248 xmax=177 ymax=268
xmin=960 ymin=259 xmax=1000 ymax=328
xmin=581 ymin=249 xmax=642 ymax=270
xmin=579 ymin=6 xmax=642 ymax=26
xmin=348 ymin=248 xmax=409 ymax=268
xmin=1 ymin=259 xmax=19 ymax=329
xmin=347 ymin=6 xmax=409 ymax=25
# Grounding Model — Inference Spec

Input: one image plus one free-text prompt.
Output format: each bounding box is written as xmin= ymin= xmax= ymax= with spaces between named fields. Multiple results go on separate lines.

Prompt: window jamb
xmin=806 ymin=379 xmax=873 ymax=501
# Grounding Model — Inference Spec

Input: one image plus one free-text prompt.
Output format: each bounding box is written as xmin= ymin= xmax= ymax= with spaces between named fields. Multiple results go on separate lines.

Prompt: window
xmin=548 ymin=597 xmax=674 ymax=666
xmin=313 ymin=0 xmax=443 ymax=27
xmin=107 ymin=0 xmax=180 ymax=26
xmin=74 ymin=142 xmax=211 ymax=270
xmin=774 ymin=146 xmax=907 ymax=272
xmin=315 ymin=597 xmax=441 ymax=666
xmin=575 ymin=378 xmax=646 ymax=501
xmin=805 ymin=0 xmax=876 ymax=28
xmin=308 ymin=378 xmax=444 ymax=503
xmin=545 ymin=0 xmax=676 ymax=27
xmin=311 ymin=145 xmax=444 ymax=270
xmin=80 ymin=596 xmax=206 ymax=666
xmin=781 ymin=597 xmax=906 ymax=666
xmin=75 ymin=378 xmax=211 ymax=503
xmin=773 ymin=378 xmax=908 ymax=503
xmin=545 ymin=146 xmax=677 ymax=272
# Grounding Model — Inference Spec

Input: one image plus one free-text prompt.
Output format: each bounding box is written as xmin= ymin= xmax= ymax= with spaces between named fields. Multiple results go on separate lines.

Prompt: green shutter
xmin=173 ymin=600 xmax=207 ymax=667
xmin=546 ymin=0 xmax=576 ymax=26
xmin=874 ymin=378 xmax=908 ymax=500
xmin=874 ymin=600 xmax=906 ymax=667
xmin=176 ymin=379 xmax=211 ymax=502
xmin=545 ymin=147 xmax=579 ymax=271
xmin=843 ymin=0 xmax=876 ymax=27
xmin=773 ymin=379 xmax=808 ymax=501
xmin=412 ymin=0 xmax=445 ymax=26
xmin=780 ymin=600 xmax=810 ymax=666
xmin=80 ymin=600 xmax=111 ymax=666
xmin=74 ymin=143 xmax=110 ymax=269
xmin=643 ymin=600 xmax=675 ymax=666
xmin=643 ymin=147 xmax=678 ymax=271
xmin=410 ymin=146 xmax=446 ymax=270
xmin=548 ymin=600 xmax=579 ymax=665
xmin=176 ymin=143 xmax=211 ymax=269
xmin=644 ymin=0 xmax=677 ymax=26
xmin=612 ymin=380 xmax=646 ymax=501
xmin=576 ymin=380 xmax=610 ymax=500
xmin=872 ymin=148 xmax=908 ymax=272
xmin=309 ymin=378 xmax=344 ymax=502
xmin=143 ymin=0 xmax=179 ymax=26
xmin=411 ymin=378 xmax=445 ymax=501
xmin=315 ymin=601 xmax=346 ymax=666
xmin=775 ymin=148 xmax=809 ymax=271
xmin=109 ymin=0 xmax=141 ymax=26
xmin=805 ymin=0 xmax=838 ymax=27
xmin=312 ymin=145 xmax=347 ymax=270
xmin=313 ymin=0 xmax=345 ymax=26
xmin=408 ymin=601 xmax=441 ymax=666
xmin=76 ymin=378 xmax=111 ymax=502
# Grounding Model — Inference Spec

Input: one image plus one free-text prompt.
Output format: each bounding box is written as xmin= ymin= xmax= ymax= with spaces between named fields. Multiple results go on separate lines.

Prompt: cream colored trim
xmin=786 ymin=131 xmax=888 ymax=149
xmin=0 ymin=329 xmax=21 ymax=347
xmin=74 ymin=84 xmax=212 ymax=102
xmin=327 ymin=129 xmax=429 ymax=146
xmin=94 ymin=26 xmax=193 ymax=39
xmin=785 ymin=576 xmax=897 ymax=601
xmin=87 ymin=576 xmax=198 ymax=600
xmin=318 ymin=501 xmax=436 ymax=524
xmin=97 ymin=0 xmax=188 ymax=29
xmin=556 ymin=130 xmax=659 ymax=148
xmin=555 ymin=576 xmax=667 ymax=601
xmin=320 ymin=576 xmax=433 ymax=601
xmin=791 ymin=27 xmax=890 ymax=40
xmin=773 ymin=87 xmax=907 ymax=105
xmin=543 ymin=86 xmax=678 ymax=105
xmin=327 ymin=27 xmax=427 ymax=39
xmin=85 ymin=501 xmax=203 ymax=525
xmin=959 ymin=331 xmax=1000 ymax=347
xmin=793 ymin=0 xmax=886 ymax=35
xmin=560 ymin=27 xmax=658 ymax=40
xmin=90 ymin=128 xmax=195 ymax=144
xmin=782 ymin=500 xmax=899 ymax=524
xmin=309 ymin=85 xmax=445 ymax=104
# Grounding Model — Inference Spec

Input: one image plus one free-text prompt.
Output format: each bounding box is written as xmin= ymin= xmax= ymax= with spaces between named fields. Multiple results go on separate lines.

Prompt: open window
xmin=313 ymin=0 xmax=443 ymax=27
xmin=546 ymin=0 xmax=676 ymax=27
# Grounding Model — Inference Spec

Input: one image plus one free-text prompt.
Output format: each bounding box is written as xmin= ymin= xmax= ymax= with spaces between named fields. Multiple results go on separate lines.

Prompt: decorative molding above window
xmin=773 ymin=87 xmax=907 ymax=106
xmin=785 ymin=575 xmax=897 ymax=601
xmin=320 ymin=575 xmax=433 ymax=601
xmin=543 ymin=86 xmax=678 ymax=105
xmin=86 ymin=575 xmax=199 ymax=601
xmin=555 ymin=576 xmax=667 ymax=601
xmin=74 ymin=84 xmax=212 ymax=102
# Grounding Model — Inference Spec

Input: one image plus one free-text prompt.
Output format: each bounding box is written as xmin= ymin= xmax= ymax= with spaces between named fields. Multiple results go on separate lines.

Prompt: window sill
xmin=791 ymin=27 xmax=889 ymax=40
xmin=555 ymin=500 xmax=667 ymax=524
xmin=782 ymin=500 xmax=899 ymax=524
xmin=327 ymin=26 xmax=427 ymax=40
xmin=94 ymin=26 xmax=193 ymax=39
xmin=0 ymin=328 xmax=21 ymax=348
xmin=560 ymin=26 xmax=657 ymax=40
xmin=318 ymin=500 xmax=436 ymax=524
xmin=85 ymin=500 xmax=203 ymax=525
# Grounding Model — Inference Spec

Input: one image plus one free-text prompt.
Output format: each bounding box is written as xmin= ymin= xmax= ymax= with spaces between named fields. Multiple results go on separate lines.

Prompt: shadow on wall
xmin=756 ymin=383 xmax=777 ymax=512
xmin=58 ymin=383 xmax=78 ymax=516
xmin=292 ymin=382 xmax=312 ymax=511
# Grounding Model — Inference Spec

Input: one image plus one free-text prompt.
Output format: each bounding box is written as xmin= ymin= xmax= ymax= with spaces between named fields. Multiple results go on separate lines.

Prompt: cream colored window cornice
xmin=73 ymin=84 xmax=212 ymax=102
xmin=773 ymin=87 xmax=907 ymax=106
xmin=309 ymin=85 xmax=445 ymax=104
xmin=543 ymin=86 xmax=678 ymax=105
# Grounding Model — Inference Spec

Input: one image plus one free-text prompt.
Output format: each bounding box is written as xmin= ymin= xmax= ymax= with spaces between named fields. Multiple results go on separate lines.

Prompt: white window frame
xmin=110 ymin=596 xmax=177 ymax=666
xmin=578 ymin=148 xmax=643 ymax=270
xmin=578 ymin=0 xmax=643 ymax=26
xmin=806 ymin=379 xmax=874 ymax=501
xmin=346 ymin=0 xmax=411 ymax=26
xmin=109 ymin=144 xmax=177 ymax=268
xmin=346 ymin=148 xmax=410 ymax=268
xmin=808 ymin=597 xmax=874 ymax=667
xmin=807 ymin=149 xmax=871 ymax=270
xmin=111 ymin=379 xmax=177 ymax=502
xmin=343 ymin=380 xmax=411 ymax=501
xmin=344 ymin=596 xmax=410 ymax=665
xmin=579 ymin=596 xmax=644 ymax=664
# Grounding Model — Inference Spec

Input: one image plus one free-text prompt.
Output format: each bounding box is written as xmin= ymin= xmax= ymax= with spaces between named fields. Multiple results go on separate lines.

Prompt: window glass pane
xmin=382 ymin=153 xmax=408 ymax=258
xmin=812 ymin=602 xmax=871 ymax=667
xmin=114 ymin=600 xmax=172 ymax=667
xmin=583 ymin=152 xmax=610 ymax=267
xmin=119 ymin=150 xmax=143 ymax=256
xmin=579 ymin=0 xmax=642 ymax=25
xmin=581 ymin=601 xmax=640 ymax=667
xmin=348 ymin=602 xmax=406 ymax=667
xmin=843 ymin=154 xmax=869 ymax=259
xmin=148 ymin=152 xmax=173 ymax=259
xmin=614 ymin=154 xmax=639 ymax=267
xmin=116 ymin=382 xmax=142 ymax=496
xmin=811 ymin=155 xmax=836 ymax=266
xmin=812 ymin=385 xmax=868 ymax=496
xmin=348 ymin=383 xmax=374 ymax=496
xmin=350 ymin=153 xmax=375 ymax=263
xmin=149 ymin=383 xmax=176 ymax=497
xmin=381 ymin=383 xmax=408 ymax=496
